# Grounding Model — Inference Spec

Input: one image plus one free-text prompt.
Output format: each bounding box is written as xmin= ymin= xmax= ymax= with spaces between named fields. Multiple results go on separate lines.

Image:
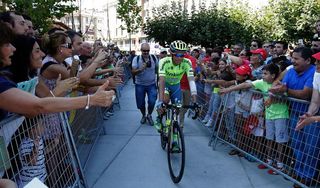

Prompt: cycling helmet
xmin=169 ymin=40 xmax=188 ymax=52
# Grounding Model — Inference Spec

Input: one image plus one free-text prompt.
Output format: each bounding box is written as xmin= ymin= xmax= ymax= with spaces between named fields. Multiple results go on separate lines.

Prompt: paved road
xmin=84 ymin=83 xmax=292 ymax=188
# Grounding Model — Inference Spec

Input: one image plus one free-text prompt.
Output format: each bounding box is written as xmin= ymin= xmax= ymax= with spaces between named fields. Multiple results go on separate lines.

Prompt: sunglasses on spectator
xmin=61 ymin=43 xmax=72 ymax=49
xmin=142 ymin=49 xmax=150 ymax=53
xmin=251 ymin=44 xmax=257 ymax=47
xmin=174 ymin=53 xmax=185 ymax=58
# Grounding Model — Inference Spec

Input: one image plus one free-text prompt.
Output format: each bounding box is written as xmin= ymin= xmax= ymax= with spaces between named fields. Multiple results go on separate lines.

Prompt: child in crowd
xmin=220 ymin=63 xmax=289 ymax=174
xmin=219 ymin=65 xmax=253 ymax=156
xmin=201 ymin=58 xmax=220 ymax=124
xmin=202 ymin=59 xmax=235 ymax=128
xmin=18 ymin=118 xmax=48 ymax=188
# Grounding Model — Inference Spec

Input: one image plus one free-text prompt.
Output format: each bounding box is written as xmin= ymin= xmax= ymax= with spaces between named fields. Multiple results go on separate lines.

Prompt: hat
xmin=312 ymin=52 xmax=320 ymax=60
xmin=251 ymin=48 xmax=268 ymax=61
xmin=313 ymin=34 xmax=320 ymax=41
xmin=235 ymin=65 xmax=252 ymax=76
xmin=224 ymin=48 xmax=231 ymax=53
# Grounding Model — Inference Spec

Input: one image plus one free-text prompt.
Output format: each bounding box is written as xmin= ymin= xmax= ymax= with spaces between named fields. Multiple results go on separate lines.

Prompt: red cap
xmin=312 ymin=52 xmax=320 ymax=60
xmin=224 ymin=48 xmax=231 ymax=53
xmin=235 ymin=65 xmax=252 ymax=77
xmin=251 ymin=48 xmax=267 ymax=61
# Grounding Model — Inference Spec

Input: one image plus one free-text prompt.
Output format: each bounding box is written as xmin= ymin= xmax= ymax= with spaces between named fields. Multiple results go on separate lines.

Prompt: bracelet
xmin=49 ymin=90 xmax=56 ymax=97
xmin=85 ymin=94 xmax=90 ymax=110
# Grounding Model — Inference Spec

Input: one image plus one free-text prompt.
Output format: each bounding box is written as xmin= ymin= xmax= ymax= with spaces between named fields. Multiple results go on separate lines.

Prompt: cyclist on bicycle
xmin=155 ymin=40 xmax=197 ymax=132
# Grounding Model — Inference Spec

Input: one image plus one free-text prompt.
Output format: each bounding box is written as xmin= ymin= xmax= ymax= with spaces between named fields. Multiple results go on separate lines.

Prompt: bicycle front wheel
xmin=160 ymin=125 xmax=167 ymax=150
xmin=167 ymin=121 xmax=185 ymax=183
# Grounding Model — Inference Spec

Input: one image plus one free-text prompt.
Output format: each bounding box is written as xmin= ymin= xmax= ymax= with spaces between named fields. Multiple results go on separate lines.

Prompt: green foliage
xmin=3 ymin=0 xmax=77 ymax=33
xmin=144 ymin=0 xmax=320 ymax=47
xmin=116 ymin=0 xmax=142 ymax=34
xmin=144 ymin=2 xmax=191 ymax=46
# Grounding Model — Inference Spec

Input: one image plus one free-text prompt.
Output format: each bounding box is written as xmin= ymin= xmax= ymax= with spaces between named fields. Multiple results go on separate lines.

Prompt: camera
xmin=146 ymin=60 xmax=151 ymax=68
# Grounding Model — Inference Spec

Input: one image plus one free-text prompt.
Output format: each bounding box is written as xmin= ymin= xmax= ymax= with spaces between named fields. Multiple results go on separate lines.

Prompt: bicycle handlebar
xmin=161 ymin=103 xmax=201 ymax=120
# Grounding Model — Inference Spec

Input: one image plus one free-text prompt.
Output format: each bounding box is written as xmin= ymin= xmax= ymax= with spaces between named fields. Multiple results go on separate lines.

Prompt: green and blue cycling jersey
xmin=158 ymin=57 xmax=193 ymax=102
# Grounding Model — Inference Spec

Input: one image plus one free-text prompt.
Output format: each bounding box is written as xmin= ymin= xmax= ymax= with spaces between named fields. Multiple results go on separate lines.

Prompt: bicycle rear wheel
xmin=167 ymin=121 xmax=185 ymax=183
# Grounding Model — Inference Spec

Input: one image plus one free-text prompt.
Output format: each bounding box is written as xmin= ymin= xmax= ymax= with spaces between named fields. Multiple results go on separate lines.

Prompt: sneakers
xmin=229 ymin=149 xmax=241 ymax=156
xmin=201 ymin=115 xmax=210 ymax=124
xmin=258 ymin=159 xmax=273 ymax=169
xmin=107 ymin=111 xmax=114 ymax=116
xmin=140 ymin=116 xmax=146 ymax=124
xmin=146 ymin=114 xmax=154 ymax=126
xmin=205 ymin=119 xmax=213 ymax=127
xmin=154 ymin=116 xmax=162 ymax=132
xmin=267 ymin=162 xmax=284 ymax=175
xmin=244 ymin=154 xmax=256 ymax=162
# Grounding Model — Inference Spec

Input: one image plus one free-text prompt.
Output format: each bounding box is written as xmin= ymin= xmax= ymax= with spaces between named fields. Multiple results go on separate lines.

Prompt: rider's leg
xmin=179 ymin=89 xmax=191 ymax=127
xmin=167 ymin=84 xmax=182 ymax=104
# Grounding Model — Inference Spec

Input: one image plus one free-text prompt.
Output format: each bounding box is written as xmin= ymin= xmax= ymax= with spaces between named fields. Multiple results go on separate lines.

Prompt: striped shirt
xmin=19 ymin=137 xmax=46 ymax=187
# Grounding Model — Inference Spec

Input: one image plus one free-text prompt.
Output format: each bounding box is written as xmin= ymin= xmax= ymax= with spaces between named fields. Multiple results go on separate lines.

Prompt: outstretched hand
xmin=91 ymin=80 xmax=115 ymax=107
xmin=296 ymin=113 xmax=314 ymax=131
xmin=54 ymin=74 xmax=79 ymax=96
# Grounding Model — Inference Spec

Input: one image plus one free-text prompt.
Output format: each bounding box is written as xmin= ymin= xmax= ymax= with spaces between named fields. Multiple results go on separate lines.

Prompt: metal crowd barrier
xmin=0 ymin=113 xmax=86 ymax=188
xmin=69 ymin=106 xmax=105 ymax=171
xmin=69 ymin=58 xmax=131 ymax=170
xmin=204 ymin=89 xmax=320 ymax=188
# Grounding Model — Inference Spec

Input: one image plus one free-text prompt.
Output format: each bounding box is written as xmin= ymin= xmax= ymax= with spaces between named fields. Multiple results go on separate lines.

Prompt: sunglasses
xmin=174 ymin=53 xmax=185 ymax=58
xmin=142 ymin=50 xmax=150 ymax=53
xmin=251 ymin=44 xmax=257 ymax=47
xmin=60 ymin=43 xmax=72 ymax=49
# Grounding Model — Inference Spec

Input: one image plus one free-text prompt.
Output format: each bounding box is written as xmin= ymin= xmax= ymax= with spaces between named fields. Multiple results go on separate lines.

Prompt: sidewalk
xmin=84 ymin=83 xmax=292 ymax=188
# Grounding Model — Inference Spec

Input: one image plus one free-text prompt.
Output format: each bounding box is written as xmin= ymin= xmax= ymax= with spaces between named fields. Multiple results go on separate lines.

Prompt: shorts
xmin=265 ymin=119 xmax=289 ymax=143
xmin=165 ymin=83 xmax=181 ymax=104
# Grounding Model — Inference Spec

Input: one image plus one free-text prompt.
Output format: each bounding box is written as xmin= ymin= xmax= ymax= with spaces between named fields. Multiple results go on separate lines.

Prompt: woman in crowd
xmin=0 ymin=22 xmax=114 ymax=128
xmin=9 ymin=35 xmax=78 ymax=97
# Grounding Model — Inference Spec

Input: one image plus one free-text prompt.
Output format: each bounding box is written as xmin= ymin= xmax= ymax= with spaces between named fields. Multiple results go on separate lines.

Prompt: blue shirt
xmin=0 ymin=75 xmax=17 ymax=121
xmin=132 ymin=55 xmax=158 ymax=86
xmin=282 ymin=65 xmax=315 ymax=114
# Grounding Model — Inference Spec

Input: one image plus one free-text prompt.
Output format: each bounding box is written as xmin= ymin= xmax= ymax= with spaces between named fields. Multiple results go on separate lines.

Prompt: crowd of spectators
xmin=0 ymin=11 xmax=125 ymax=187
xmin=188 ymin=20 xmax=320 ymax=188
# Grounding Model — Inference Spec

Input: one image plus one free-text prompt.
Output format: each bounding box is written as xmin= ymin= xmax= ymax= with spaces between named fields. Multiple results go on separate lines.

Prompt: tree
xmin=263 ymin=0 xmax=320 ymax=42
xmin=144 ymin=1 xmax=191 ymax=46
xmin=144 ymin=0 xmax=320 ymax=48
xmin=3 ymin=0 xmax=77 ymax=33
xmin=116 ymin=0 xmax=142 ymax=51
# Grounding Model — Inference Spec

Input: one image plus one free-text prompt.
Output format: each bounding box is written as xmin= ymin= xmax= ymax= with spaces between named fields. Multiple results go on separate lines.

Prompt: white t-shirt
xmin=313 ymin=72 xmax=320 ymax=91
xmin=65 ymin=55 xmax=82 ymax=72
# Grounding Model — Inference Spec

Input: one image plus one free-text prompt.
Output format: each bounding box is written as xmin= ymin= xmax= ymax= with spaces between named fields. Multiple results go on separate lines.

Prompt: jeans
xmin=205 ymin=93 xmax=221 ymax=118
xmin=135 ymin=84 xmax=157 ymax=115
xmin=290 ymin=113 xmax=320 ymax=181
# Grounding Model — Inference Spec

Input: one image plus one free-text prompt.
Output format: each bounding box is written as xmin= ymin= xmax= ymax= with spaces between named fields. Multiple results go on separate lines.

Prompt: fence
xmin=0 ymin=113 xmax=86 ymax=188
xmin=69 ymin=57 xmax=130 ymax=170
xmin=200 ymin=88 xmax=320 ymax=188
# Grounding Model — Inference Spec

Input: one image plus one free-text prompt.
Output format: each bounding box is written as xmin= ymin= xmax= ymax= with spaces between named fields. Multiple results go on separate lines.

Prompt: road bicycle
xmin=158 ymin=103 xmax=199 ymax=183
